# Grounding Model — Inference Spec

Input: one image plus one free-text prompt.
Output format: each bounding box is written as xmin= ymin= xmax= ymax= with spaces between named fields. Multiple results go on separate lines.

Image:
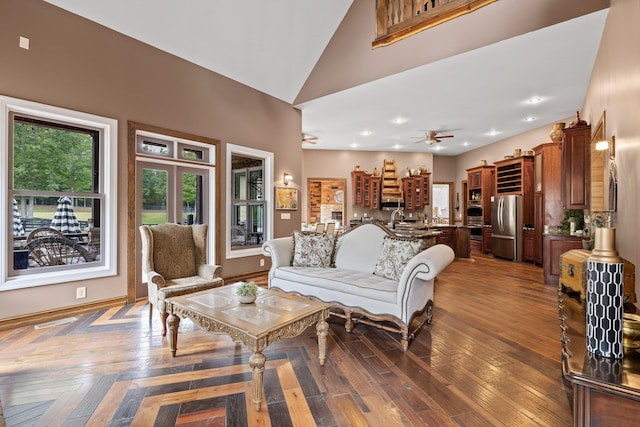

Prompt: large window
xmin=1 ymin=96 xmax=117 ymax=289
xmin=226 ymin=144 xmax=273 ymax=259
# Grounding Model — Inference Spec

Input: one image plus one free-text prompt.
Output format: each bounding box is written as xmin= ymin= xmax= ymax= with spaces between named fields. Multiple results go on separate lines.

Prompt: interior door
xmin=135 ymin=161 xmax=209 ymax=297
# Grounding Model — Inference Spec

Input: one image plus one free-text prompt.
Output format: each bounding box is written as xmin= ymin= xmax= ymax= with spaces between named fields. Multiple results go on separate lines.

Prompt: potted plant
xmin=561 ymin=209 xmax=584 ymax=235
xmin=236 ymin=280 xmax=258 ymax=303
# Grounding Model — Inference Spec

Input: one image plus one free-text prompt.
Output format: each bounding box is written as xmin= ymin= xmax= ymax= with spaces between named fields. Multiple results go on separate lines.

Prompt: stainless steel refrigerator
xmin=491 ymin=195 xmax=523 ymax=261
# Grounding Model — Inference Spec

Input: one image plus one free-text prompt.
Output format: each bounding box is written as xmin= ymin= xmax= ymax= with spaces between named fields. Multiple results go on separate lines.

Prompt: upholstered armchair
xmin=139 ymin=223 xmax=224 ymax=336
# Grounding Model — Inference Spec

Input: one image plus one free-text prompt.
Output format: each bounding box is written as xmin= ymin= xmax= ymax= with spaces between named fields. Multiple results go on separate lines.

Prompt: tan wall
xmin=0 ymin=0 xmax=301 ymax=319
xmin=582 ymin=0 xmax=640 ymax=304
xmin=302 ymin=150 xmax=434 ymax=223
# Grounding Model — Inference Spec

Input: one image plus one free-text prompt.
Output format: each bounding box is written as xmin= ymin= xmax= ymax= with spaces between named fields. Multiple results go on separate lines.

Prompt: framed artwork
xmin=275 ymin=187 xmax=298 ymax=210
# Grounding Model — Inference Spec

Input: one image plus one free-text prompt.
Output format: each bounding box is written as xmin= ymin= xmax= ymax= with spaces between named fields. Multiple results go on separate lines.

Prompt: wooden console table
xmin=559 ymin=289 xmax=640 ymax=426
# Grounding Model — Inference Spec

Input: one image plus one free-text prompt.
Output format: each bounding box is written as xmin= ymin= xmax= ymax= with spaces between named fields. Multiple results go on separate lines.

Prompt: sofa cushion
xmin=274 ymin=266 xmax=398 ymax=303
xmin=292 ymin=231 xmax=336 ymax=268
xmin=374 ymin=236 xmax=424 ymax=281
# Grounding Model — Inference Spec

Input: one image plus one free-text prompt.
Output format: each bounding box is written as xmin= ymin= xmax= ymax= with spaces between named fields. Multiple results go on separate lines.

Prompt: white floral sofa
xmin=262 ymin=222 xmax=455 ymax=350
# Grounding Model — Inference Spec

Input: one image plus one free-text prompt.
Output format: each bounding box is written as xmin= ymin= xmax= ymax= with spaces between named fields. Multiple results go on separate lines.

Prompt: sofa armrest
xmin=262 ymin=237 xmax=293 ymax=268
xmin=401 ymin=244 xmax=455 ymax=283
xmin=198 ymin=263 xmax=222 ymax=279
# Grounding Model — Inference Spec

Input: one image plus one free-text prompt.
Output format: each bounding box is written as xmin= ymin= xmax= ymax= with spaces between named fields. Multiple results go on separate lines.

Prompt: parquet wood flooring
xmin=0 ymin=254 xmax=572 ymax=426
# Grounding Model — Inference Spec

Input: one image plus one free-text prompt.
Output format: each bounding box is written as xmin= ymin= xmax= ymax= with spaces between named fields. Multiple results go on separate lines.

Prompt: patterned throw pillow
xmin=292 ymin=231 xmax=336 ymax=268
xmin=374 ymin=236 xmax=424 ymax=281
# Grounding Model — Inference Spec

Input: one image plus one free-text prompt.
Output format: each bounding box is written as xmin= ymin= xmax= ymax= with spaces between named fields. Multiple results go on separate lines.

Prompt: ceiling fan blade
xmin=438 ymin=135 xmax=454 ymax=139
xmin=302 ymin=134 xmax=318 ymax=144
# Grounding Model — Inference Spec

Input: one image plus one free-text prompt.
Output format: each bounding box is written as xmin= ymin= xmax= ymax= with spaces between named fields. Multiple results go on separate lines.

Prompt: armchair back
xmin=139 ymin=223 xmax=208 ymax=280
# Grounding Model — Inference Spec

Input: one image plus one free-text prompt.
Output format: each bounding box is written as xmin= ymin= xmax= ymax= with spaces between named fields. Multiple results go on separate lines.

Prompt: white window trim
xmin=0 ymin=95 xmax=118 ymax=290
xmin=226 ymin=144 xmax=273 ymax=259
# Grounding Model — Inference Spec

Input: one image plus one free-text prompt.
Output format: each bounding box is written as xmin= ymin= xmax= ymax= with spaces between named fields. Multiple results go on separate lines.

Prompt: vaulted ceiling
xmin=44 ymin=0 xmax=609 ymax=155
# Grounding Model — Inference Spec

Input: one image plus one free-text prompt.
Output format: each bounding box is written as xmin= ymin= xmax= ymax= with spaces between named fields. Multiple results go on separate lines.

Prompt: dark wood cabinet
xmin=533 ymin=142 xmax=564 ymax=266
xmin=419 ymin=172 xmax=431 ymax=206
xmin=468 ymin=171 xmax=481 ymax=189
xmin=402 ymin=175 xmax=425 ymax=211
xmin=534 ymin=192 xmax=543 ymax=264
xmin=352 ymin=171 xmax=380 ymax=209
xmin=435 ymin=226 xmax=455 ymax=247
xmin=523 ymin=228 xmax=535 ymax=263
xmin=351 ymin=170 xmax=366 ymax=207
xmin=562 ymin=125 xmax=591 ymax=209
xmin=482 ymin=225 xmax=492 ymax=254
xmin=466 ymin=165 xmax=494 ymax=225
xmin=542 ymin=234 xmax=583 ymax=284
xmin=494 ymin=156 xmax=534 ymax=226
xmin=364 ymin=175 xmax=381 ymax=210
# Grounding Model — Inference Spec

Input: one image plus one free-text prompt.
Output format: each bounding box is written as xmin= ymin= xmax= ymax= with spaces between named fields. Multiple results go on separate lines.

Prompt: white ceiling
xmin=44 ymin=1 xmax=607 ymax=156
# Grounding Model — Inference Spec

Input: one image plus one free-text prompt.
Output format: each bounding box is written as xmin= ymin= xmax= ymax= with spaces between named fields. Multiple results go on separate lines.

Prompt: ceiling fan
xmin=302 ymin=134 xmax=318 ymax=145
xmin=413 ymin=130 xmax=454 ymax=145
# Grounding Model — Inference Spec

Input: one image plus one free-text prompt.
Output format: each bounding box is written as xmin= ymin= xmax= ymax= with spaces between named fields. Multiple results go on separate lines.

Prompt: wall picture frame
xmin=275 ymin=187 xmax=298 ymax=210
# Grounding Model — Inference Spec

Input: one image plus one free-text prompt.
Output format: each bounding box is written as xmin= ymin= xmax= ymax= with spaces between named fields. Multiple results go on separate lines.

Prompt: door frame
xmin=127 ymin=121 xmax=220 ymax=304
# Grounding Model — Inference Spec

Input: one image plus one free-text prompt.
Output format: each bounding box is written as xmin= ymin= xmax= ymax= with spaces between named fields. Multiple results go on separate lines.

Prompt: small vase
xmin=549 ymin=122 xmax=565 ymax=142
xmin=238 ymin=295 xmax=256 ymax=304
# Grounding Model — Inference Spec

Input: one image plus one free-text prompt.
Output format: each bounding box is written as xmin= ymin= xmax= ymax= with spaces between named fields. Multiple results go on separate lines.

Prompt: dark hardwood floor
xmin=0 ymin=254 xmax=572 ymax=426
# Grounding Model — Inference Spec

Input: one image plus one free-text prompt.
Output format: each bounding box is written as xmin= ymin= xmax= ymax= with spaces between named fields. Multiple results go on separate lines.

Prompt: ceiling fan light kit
xmin=413 ymin=130 xmax=454 ymax=145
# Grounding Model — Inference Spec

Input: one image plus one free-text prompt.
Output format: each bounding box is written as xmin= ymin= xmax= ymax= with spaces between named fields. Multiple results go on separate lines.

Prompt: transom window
xmin=1 ymin=96 xmax=117 ymax=289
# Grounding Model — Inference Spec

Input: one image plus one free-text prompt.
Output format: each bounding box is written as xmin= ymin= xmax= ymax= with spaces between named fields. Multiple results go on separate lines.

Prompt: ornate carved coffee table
xmin=165 ymin=284 xmax=331 ymax=411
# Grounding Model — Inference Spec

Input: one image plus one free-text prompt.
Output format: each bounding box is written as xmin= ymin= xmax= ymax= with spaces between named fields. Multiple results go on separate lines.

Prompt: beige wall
xmin=0 ymin=0 xmax=302 ymax=319
xmin=302 ymin=150 xmax=434 ymax=223
xmin=582 ymin=0 xmax=640 ymax=304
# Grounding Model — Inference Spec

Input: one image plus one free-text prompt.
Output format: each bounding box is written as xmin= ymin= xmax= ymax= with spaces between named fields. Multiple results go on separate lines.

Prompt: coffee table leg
xmin=317 ymin=319 xmax=329 ymax=366
xmin=168 ymin=314 xmax=180 ymax=357
xmin=249 ymin=352 xmax=266 ymax=411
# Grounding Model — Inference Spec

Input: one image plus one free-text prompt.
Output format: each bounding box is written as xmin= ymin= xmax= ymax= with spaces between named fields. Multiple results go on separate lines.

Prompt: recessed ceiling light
xmin=524 ymin=116 xmax=536 ymax=122
xmin=360 ymin=130 xmax=373 ymax=136
xmin=433 ymin=145 xmax=445 ymax=151
xmin=527 ymin=97 xmax=543 ymax=104
xmin=392 ymin=117 xmax=406 ymax=125
xmin=463 ymin=141 xmax=471 ymax=146
xmin=393 ymin=144 xmax=402 ymax=149
xmin=350 ymin=142 xmax=358 ymax=148
xmin=486 ymin=129 xmax=501 ymax=137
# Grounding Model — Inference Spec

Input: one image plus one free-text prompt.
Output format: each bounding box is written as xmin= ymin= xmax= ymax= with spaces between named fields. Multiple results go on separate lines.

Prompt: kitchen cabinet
xmin=351 ymin=170 xmax=366 ymax=207
xmin=468 ymin=170 xmax=481 ymax=189
xmin=562 ymin=124 xmax=591 ymax=209
xmin=402 ymin=175 xmax=425 ymax=211
xmin=533 ymin=142 xmax=564 ymax=265
xmin=465 ymin=165 xmax=494 ymax=225
xmin=534 ymin=192 xmax=543 ymax=264
xmin=419 ymin=172 xmax=431 ymax=206
xmin=352 ymin=171 xmax=381 ymax=209
xmin=435 ymin=226 xmax=455 ymax=247
xmin=482 ymin=225 xmax=492 ymax=254
xmin=542 ymin=234 xmax=583 ymax=284
xmin=523 ymin=228 xmax=535 ymax=263
xmin=364 ymin=175 xmax=381 ymax=210
xmin=493 ymin=156 xmax=534 ymax=226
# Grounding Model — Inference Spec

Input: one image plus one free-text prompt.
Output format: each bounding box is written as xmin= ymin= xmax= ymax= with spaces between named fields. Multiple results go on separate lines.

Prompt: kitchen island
xmin=387 ymin=222 xmax=471 ymax=259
